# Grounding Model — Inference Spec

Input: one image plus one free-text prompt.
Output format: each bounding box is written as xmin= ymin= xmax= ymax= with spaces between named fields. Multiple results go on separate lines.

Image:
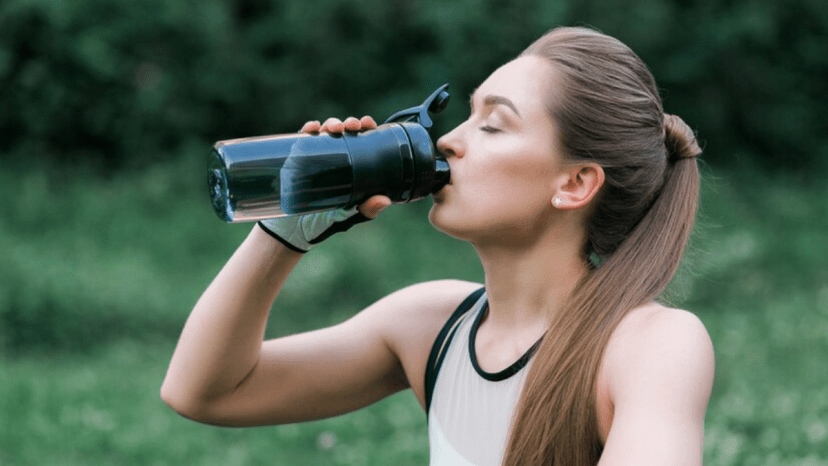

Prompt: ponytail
xmin=502 ymin=28 xmax=702 ymax=465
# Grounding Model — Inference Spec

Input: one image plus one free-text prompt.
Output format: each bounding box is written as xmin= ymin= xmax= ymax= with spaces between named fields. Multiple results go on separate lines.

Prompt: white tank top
xmin=425 ymin=289 xmax=540 ymax=466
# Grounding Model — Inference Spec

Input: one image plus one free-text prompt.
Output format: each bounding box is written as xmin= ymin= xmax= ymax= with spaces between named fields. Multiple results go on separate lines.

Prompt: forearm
xmin=162 ymin=225 xmax=302 ymax=406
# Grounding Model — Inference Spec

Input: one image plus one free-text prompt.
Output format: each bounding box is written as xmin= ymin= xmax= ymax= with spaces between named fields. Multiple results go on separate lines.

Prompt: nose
xmin=436 ymin=125 xmax=464 ymax=159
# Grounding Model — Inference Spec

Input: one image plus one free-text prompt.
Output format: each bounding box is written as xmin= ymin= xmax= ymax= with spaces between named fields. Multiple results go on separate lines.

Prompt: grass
xmin=0 ymin=340 xmax=429 ymax=465
xmin=686 ymin=171 xmax=828 ymax=465
xmin=1 ymin=153 xmax=826 ymax=464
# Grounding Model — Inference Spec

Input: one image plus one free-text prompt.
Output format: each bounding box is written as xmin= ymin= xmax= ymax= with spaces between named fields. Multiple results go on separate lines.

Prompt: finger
xmin=300 ymin=120 xmax=321 ymax=133
xmin=342 ymin=116 xmax=361 ymax=132
xmin=359 ymin=115 xmax=378 ymax=130
xmin=320 ymin=117 xmax=345 ymax=133
xmin=357 ymin=195 xmax=392 ymax=219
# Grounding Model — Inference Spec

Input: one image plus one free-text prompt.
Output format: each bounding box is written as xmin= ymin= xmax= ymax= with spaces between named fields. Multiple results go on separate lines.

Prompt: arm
xmin=160 ymin=224 xmax=476 ymax=426
xmin=160 ymin=225 xmax=304 ymax=425
xmin=161 ymin=117 xmax=479 ymax=426
xmin=161 ymin=113 xmax=477 ymax=425
xmin=161 ymin=115 xmax=398 ymax=425
xmin=598 ymin=307 xmax=715 ymax=465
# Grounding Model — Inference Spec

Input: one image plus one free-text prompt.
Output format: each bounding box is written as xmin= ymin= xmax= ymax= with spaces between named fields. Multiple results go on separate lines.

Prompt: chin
xmin=427 ymin=203 xmax=443 ymax=229
xmin=428 ymin=203 xmax=476 ymax=242
xmin=428 ymin=203 xmax=454 ymax=236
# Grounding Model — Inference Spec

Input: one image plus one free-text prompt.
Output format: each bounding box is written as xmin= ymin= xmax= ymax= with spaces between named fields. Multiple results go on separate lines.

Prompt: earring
xmin=553 ymin=197 xmax=562 ymax=207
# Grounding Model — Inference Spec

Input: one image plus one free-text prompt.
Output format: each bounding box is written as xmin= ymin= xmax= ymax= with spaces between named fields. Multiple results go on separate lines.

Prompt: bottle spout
xmin=432 ymin=157 xmax=451 ymax=193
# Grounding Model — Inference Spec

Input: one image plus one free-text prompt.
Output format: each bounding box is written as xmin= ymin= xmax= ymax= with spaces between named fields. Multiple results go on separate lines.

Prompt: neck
xmin=472 ymin=224 xmax=589 ymax=332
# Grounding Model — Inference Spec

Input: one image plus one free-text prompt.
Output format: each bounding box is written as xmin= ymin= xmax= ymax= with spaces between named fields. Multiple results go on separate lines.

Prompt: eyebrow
xmin=470 ymin=91 xmax=522 ymax=118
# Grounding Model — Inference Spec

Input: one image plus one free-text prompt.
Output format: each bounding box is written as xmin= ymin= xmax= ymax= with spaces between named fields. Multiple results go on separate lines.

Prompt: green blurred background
xmin=1 ymin=0 xmax=826 ymax=464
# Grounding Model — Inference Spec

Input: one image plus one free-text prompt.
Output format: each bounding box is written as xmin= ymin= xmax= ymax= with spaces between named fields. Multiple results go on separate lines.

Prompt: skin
xmin=162 ymin=56 xmax=714 ymax=464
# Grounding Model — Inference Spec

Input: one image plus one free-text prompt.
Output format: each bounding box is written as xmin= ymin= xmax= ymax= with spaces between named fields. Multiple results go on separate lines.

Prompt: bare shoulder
xmin=596 ymin=303 xmax=715 ymax=463
xmin=365 ymin=278 xmax=484 ymax=351
xmin=603 ymin=302 xmax=715 ymax=405
xmin=355 ymin=279 xmax=483 ymax=407
xmin=364 ymin=278 xmax=481 ymax=316
xmin=610 ymin=303 xmax=713 ymax=352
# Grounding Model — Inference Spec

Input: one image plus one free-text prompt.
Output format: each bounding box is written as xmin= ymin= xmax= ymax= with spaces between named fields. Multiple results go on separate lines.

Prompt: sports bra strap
xmin=424 ymin=287 xmax=486 ymax=414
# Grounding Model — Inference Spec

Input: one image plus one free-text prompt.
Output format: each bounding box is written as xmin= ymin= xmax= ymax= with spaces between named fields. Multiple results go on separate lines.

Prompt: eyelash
xmin=480 ymin=125 xmax=500 ymax=133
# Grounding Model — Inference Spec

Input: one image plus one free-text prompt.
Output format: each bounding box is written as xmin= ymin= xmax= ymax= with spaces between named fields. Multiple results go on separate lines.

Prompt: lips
xmin=432 ymin=182 xmax=450 ymax=200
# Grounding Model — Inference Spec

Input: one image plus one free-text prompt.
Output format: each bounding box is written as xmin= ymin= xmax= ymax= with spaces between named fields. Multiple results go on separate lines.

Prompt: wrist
xmin=257 ymin=206 xmax=371 ymax=253
xmin=257 ymin=221 xmax=308 ymax=254
xmin=251 ymin=224 xmax=306 ymax=264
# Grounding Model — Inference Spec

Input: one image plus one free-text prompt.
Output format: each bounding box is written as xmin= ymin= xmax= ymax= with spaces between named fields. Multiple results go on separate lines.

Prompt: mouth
xmin=432 ymin=183 xmax=449 ymax=201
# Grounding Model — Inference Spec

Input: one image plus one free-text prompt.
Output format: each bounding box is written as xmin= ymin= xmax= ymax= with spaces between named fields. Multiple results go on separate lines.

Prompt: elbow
xmin=160 ymin=378 xmax=190 ymax=417
xmin=160 ymin=378 xmax=179 ymax=410
xmin=160 ymin=378 xmax=240 ymax=427
xmin=160 ymin=378 xmax=211 ymax=423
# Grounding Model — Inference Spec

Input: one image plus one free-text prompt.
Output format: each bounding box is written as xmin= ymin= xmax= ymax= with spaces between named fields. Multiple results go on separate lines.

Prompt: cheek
xmin=472 ymin=150 xmax=554 ymax=207
xmin=429 ymin=157 xmax=553 ymax=237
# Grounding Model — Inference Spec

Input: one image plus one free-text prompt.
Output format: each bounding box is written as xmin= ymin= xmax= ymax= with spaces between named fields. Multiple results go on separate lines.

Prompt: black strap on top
xmin=424 ymin=287 xmax=486 ymax=416
xmin=467 ymin=304 xmax=542 ymax=382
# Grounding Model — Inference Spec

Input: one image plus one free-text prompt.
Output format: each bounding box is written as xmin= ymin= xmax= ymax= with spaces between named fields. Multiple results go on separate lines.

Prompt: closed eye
xmin=480 ymin=125 xmax=500 ymax=133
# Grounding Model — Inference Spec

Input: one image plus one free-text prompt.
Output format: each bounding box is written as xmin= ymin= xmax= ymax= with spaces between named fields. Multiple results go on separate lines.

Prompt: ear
xmin=551 ymin=163 xmax=605 ymax=210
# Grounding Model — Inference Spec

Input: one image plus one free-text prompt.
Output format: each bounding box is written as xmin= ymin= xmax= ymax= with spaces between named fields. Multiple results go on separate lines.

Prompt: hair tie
xmin=663 ymin=114 xmax=702 ymax=162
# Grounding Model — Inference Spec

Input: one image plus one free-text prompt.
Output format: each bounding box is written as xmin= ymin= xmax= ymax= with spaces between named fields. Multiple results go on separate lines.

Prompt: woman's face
xmin=429 ymin=56 xmax=567 ymax=245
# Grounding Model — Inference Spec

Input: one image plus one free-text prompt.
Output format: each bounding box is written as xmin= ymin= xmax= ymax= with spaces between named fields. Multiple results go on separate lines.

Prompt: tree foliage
xmin=1 ymin=0 xmax=825 ymax=171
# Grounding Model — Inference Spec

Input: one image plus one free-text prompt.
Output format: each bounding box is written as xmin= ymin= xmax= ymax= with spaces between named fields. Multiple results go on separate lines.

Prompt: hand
xmin=300 ymin=115 xmax=378 ymax=134
xmin=259 ymin=115 xmax=389 ymax=253
xmin=301 ymin=115 xmax=389 ymax=218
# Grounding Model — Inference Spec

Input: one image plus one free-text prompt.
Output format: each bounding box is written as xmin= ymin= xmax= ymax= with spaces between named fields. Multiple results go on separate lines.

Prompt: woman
xmin=162 ymin=26 xmax=714 ymax=465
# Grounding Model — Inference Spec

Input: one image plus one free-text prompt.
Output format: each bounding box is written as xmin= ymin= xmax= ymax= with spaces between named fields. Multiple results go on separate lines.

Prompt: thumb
xmin=358 ymin=195 xmax=392 ymax=219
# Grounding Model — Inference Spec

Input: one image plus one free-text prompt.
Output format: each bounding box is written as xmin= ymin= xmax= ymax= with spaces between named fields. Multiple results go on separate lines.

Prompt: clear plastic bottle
xmin=208 ymin=84 xmax=451 ymax=222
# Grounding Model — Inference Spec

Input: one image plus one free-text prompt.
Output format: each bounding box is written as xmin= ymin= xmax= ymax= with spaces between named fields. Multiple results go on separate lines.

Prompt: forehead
xmin=472 ymin=56 xmax=556 ymax=116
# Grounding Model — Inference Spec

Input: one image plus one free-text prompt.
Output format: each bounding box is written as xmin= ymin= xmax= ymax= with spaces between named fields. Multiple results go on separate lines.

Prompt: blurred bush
xmin=1 ymin=0 xmax=825 ymax=171
xmin=2 ymin=0 xmax=826 ymax=351
xmin=0 ymin=149 xmax=483 ymax=352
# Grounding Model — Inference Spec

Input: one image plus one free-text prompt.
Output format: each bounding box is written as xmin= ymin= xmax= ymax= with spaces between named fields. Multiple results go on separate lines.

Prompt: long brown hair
xmin=502 ymin=27 xmax=702 ymax=465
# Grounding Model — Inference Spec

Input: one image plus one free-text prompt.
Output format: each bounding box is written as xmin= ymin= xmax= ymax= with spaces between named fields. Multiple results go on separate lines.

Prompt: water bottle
xmin=208 ymin=84 xmax=451 ymax=222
